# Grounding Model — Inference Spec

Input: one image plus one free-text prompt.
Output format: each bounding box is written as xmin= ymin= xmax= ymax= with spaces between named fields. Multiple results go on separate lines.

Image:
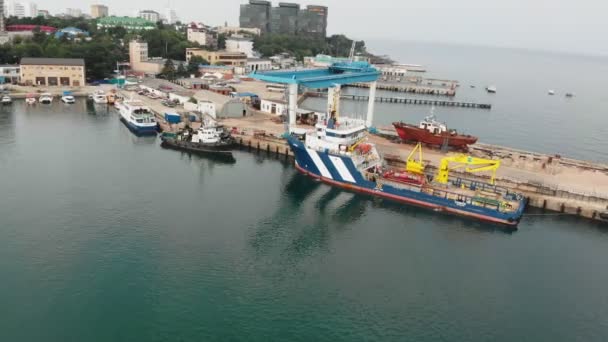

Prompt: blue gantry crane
xmin=249 ymin=61 xmax=381 ymax=133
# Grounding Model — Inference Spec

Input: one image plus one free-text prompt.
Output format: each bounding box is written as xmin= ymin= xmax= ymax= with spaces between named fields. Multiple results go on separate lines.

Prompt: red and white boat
xmin=393 ymin=113 xmax=478 ymax=148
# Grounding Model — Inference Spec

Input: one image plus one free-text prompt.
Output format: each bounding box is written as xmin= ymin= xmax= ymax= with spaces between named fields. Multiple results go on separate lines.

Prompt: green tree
xmin=161 ymin=59 xmax=176 ymax=80
xmin=176 ymin=62 xmax=187 ymax=78
xmin=217 ymin=33 xmax=226 ymax=50
xmin=186 ymin=55 xmax=208 ymax=77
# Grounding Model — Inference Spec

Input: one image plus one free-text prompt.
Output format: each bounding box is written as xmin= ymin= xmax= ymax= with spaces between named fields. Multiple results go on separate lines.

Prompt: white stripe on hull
xmin=306 ymin=148 xmax=333 ymax=179
xmin=328 ymin=155 xmax=356 ymax=183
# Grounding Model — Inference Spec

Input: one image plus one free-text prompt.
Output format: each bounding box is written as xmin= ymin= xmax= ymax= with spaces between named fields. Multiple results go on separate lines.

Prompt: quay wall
xmin=120 ymin=89 xmax=608 ymax=224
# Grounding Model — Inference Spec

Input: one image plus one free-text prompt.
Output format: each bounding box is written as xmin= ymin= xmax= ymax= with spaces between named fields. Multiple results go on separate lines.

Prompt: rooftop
xmin=250 ymin=62 xmax=380 ymax=89
xmin=97 ymin=16 xmax=155 ymax=25
xmin=20 ymin=57 xmax=85 ymax=66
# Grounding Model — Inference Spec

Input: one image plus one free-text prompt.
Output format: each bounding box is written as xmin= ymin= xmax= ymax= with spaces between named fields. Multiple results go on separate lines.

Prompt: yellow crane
xmin=406 ymin=142 xmax=425 ymax=174
xmin=434 ymin=154 xmax=501 ymax=185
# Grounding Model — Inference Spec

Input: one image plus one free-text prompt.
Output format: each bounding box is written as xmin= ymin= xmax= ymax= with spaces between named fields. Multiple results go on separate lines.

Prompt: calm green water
xmin=1 ymin=101 xmax=608 ymax=341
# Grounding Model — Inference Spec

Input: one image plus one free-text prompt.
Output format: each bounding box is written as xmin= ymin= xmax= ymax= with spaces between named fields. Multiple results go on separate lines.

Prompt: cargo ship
xmin=288 ymin=114 xmax=525 ymax=226
xmin=393 ymin=114 xmax=478 ymax=148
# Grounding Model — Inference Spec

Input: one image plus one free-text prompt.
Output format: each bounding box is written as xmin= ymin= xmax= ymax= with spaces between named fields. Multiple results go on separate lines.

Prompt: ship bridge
xmin=250 ymin=61 xmax=380 ymax=132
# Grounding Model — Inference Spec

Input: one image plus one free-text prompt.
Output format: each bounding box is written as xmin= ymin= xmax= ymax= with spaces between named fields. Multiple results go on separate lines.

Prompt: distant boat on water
xmin=548 ymin=90 xmax=555 ymax=95
xmin=485 ymin=85 xmax=497 ymax=93
xmin=565 ymin=93 xmax=574 ymax=98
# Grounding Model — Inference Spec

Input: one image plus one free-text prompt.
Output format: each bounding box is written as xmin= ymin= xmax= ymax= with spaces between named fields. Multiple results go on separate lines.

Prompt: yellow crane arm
xmin=406 ymin=142 xmax=425 ymax=174
xmin=435 ymin=155 xmax=500 ymax=185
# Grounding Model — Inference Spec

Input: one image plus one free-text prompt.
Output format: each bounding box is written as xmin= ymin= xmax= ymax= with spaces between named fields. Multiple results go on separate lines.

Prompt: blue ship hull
xmin=120 ymin=117 xmax=158 ymax=136
xmin=287 ymin=136 xmax=525 ymax=226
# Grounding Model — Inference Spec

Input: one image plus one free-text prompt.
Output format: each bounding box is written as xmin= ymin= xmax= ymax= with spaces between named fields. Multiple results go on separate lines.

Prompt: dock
xmin=303 ymin=92 xmax=492 ymax=109
xmin=119 ymin=87 xmax=608 ymax=224
xmin=347 ymin=81 xmax=457 ymax=96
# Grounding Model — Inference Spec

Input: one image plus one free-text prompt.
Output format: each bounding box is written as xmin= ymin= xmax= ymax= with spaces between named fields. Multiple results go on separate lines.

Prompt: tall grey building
xmin=239 ymin=0 xmax=271 ymax=34
xmin=239 ymin=1 xmax=328 ymax=38
xmin=297 ymin=5 xmax=327 ymax=38
xmin=270 ymin=3 xmax=299 ymax=36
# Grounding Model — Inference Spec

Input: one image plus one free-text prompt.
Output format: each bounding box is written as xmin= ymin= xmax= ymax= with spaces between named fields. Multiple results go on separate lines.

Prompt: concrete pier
xmin=303 ymin=92 xmax=492 ymax=109
xmin=120 ymin=88 xmax=608 ymax=224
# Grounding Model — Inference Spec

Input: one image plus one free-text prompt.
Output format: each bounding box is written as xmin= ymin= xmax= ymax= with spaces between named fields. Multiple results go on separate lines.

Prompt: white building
xmin=66 ymin=8 xmax=82 ymax=17
xmin=5 ymin=1 xmax=37 ymax=18
xmin=246 ymin=58 xmax=272 ymax=73
xmin=216 ymin=25 xmax=260 ymax=36
xmin=260 ymin=99 xmax=288 ymax=116
xmin=139 ymin=10 xmax=160 ymax=23
xmin=0 ymin=64 xmax=20 ymax=84
xmin=187 ymin=28 xmax=217 ymax=48
xmin=163 ymin=7 xmax=178 ymax=24
xmin=225 ymin=37 xmax=254 ymax=58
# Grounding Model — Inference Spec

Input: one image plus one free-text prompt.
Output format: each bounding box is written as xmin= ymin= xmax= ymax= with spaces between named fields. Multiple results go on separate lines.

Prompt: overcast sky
xmin=44 ymin=0 xmax=608 ymax=56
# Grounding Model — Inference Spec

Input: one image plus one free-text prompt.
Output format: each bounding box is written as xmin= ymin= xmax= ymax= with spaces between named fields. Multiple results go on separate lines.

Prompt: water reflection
xmin=251 ymin=169 xmax=516 ymax=259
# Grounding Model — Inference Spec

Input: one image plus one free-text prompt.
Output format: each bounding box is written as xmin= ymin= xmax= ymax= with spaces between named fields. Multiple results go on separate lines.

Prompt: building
xmin=296 ymin=5 xmax=327 ymax=38
xmin=36 ymin=9 xmax=50 ymax=18
xmin=97 ymin=16 xmax=155 ymax=31
xmin=139 ymin=10 xmax=160 ymax=23
xmin=128 ymin=40 xmax=164 ymax=75
xmin=164 ymin=7 xmax=178 ymax=24
xmin=0 ymin=64 xmax=20 ymax=84
xmin=66 ymin=8 xmax=82 ymax=17
xmin=186 ymin=48 xmax=247 ymax=67
xmin=270 ymin=2 xmax=299 ymax=35
xmin=5 ymin=1 xmax=37 ymax=18
xmin=20 ymin=57 xmax=85 ymax=86
xmin=239 ymin=1 xmax=327 ymax=38
xmin=90 ymin=4 xmax=108 ymax=18
xmin=225 ymin=37 xmax=254 ymax=57
xmin=260 ymin=98 xmax=287 ymax=115
xmin=0 ymin=0 xmax=5 ymax=33
xmin=239 ymin=0 xmax=271 ymax=34
xmin=187 ymin=27 xmax=217 ymax=48
xmin=245 ymin=58 xmax=272 ymax=73
xmin=216 ymin=25 xmax=260 ymax=36
xmin=269 ymin=53 xmax=295 ymax=69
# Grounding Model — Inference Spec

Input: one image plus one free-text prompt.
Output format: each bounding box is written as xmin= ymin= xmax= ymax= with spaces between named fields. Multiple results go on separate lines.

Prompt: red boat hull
xmin=392 ymin=122 xmax=478 ymax=147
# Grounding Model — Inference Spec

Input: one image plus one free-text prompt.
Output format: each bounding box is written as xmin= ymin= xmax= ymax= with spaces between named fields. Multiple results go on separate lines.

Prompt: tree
xmin=217 ymin=33 xmax=226 ymax=50
xmin=176 ymin=62 xmax=187 ymax=78
xmin=186 ymin=55 xmax=208 ymax=77
xmin=161 ymin=59 xmax=176 ymax=80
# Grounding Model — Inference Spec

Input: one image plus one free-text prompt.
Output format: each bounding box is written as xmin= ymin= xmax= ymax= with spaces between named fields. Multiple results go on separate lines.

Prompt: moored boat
xmin=392 ymin=113 xmax=478 ymax=149
xmin=39 ymin=93 xmax=53 ymax=104
xmin=160 ymin=119 xmax=236 ymax=162
xmin=117 ymin=99 xmax=158 ymax=135
xmin=25 ymin=94 xmax=36 ymax=105
xmin=93 ymin=90 xmax=108 ymax=104
xmin=61 ymin=91 xmax=75 ymax=104
xmin=1 ymin=95 xmax=12 ymax=105
xmin=287 ymin=113 xmax=526 ymax=226
xmin=485 ymin=85 xmax=497 ymax=93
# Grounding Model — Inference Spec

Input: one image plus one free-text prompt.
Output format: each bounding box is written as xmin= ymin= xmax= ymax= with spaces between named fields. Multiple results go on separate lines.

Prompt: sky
xmin=43 ymin=0 xmax=608 ymax=56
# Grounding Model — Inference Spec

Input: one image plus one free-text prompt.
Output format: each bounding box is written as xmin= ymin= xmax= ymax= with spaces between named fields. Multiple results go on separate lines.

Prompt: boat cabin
xmin=419 ymin=115 xmax=447 ymax=135
xmin=306 ymin=115 xmax=368 ymax=153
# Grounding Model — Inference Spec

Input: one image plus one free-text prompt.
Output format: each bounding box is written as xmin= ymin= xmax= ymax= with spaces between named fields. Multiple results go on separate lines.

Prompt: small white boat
xmin=548 ymin=90 xmax=555 ymax=95
xmin=1 ymin=95 xmax=12 ymax=105
xmin=39 ymin=93 xmax=53 ymax=104
xmin=485 ymin=85 xmax=497 ymax=93
xmin=93 ymin=90 xmax=108 ymax=104
xmin=25 ymin=95 xmax=36 ymax=105
xmin=61 ymin=95 xmax=76 ymax=104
